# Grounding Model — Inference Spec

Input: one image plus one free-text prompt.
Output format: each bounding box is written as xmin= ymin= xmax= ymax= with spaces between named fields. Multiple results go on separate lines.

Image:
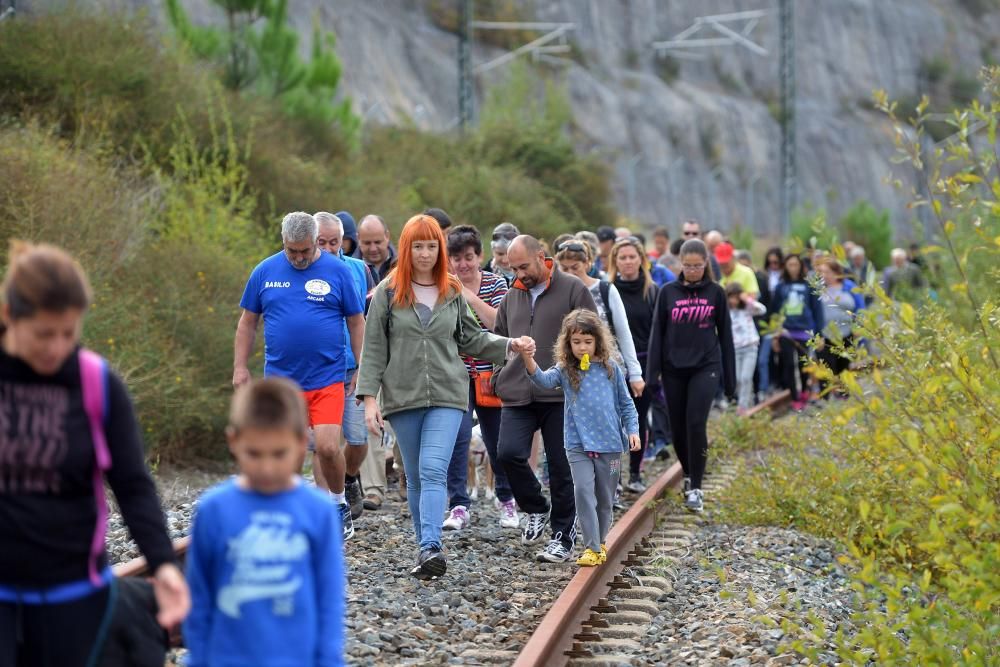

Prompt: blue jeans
xmin=387 ymin=407 xmax=464 ymax=550
xmin=447 ymin=380 xmax=513 ymax=508
xmin=757 ymin=334 xmax=773 ymax=394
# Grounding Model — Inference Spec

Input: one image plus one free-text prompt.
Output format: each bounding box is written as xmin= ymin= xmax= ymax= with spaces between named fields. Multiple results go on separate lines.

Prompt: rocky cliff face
xmin=24 ymin=0 xmax=1000 ymax=239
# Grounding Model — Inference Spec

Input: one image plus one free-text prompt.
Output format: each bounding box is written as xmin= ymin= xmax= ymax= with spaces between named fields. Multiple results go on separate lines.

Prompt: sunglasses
xmin=557 ymin=241 xmax=589 ymax=253
xmin=492 ymin=231 xmax=516 ymax=241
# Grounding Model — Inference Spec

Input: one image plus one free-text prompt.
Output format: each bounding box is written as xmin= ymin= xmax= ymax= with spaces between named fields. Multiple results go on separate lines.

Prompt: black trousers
xmin=0 ymin=586 xmax=110 ymax=667
xmin=817 ymin=335 xmax=853 ymax=396
xmin=778 ymin=336 xmax=811 ymax=401
xmin=498 ymin=402 xmax=576 ymax=546
xmin=629 ymin=387 xmax=652 ymax=479
xmin=663 ymin=363 xmax=719 ymax=490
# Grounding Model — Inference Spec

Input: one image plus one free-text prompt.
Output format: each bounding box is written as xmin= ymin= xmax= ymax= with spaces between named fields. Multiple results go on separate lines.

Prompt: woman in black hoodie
xmin=608 ymin=237 xmax=659 ymax=492
xmin=647 ymin=239 xmax=735 ymax=512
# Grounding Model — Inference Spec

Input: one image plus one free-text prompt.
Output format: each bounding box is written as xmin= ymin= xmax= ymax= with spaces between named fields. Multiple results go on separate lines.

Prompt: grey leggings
xmin=566 ymin=449 xmax=621 ymax=552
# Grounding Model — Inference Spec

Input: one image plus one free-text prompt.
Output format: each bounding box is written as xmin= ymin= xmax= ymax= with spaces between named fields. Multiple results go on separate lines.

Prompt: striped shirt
xmin=463 ymin=270 xmax=509 ymax=376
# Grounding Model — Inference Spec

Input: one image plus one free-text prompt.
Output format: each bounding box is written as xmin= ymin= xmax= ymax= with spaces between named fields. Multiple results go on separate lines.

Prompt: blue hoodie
xmin=772 ymin=280 xmax=825 ymax=340
xmin=336 ymin=211 xmax=359 ymax=257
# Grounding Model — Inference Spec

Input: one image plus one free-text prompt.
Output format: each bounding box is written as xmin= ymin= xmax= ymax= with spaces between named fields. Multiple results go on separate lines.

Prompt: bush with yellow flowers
xmin=720 ymin=68 xmax=1000 ymax=665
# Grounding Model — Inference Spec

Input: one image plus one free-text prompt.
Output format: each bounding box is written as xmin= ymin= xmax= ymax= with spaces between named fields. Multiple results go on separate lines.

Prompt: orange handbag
xmin=472 ymin=369 xmax=503 ymax=408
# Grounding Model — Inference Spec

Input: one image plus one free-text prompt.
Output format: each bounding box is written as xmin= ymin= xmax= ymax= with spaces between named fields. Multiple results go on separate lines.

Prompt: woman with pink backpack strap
xmin=0 ymin=241 xmax=189 ymax=667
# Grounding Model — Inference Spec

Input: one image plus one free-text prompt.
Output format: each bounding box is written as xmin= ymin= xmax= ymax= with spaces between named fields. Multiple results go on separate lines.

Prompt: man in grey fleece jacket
xmin=493 ymin=235 xmax=598 ymax=562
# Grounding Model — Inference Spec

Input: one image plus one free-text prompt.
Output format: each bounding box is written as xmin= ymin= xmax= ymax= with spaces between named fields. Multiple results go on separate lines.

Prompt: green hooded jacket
xmin=356 ymin=281 xmax=510 ymax=417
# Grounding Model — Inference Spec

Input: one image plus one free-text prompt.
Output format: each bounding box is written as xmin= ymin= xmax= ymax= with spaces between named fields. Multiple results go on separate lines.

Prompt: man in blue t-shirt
xmin=234 ymin=211 xmax=365 ymax=541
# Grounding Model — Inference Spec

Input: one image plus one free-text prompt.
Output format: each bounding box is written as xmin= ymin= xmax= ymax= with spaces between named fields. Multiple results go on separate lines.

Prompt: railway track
xmin=514 ymin=389 xmax=792 ymax=667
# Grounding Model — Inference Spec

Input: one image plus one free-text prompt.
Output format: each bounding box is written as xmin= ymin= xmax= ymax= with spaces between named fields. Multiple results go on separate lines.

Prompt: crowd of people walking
xmin=0 ymin=209 xmax=928 ymax=665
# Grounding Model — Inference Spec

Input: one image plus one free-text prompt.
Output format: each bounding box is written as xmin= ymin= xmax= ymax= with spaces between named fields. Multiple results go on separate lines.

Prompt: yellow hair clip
xmin=579 ymin=353 xmax=590 ymax=371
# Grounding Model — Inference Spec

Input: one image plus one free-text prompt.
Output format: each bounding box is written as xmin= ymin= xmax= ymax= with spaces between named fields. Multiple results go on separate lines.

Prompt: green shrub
xmin=838 ymin=200 xmax=893 ymax=268
xmin=726 ymin=71 xmax=1000 ymax=665
xmin=788 ymin=202 xmax=837 ymax=251
xmin=728 ymin=224 xmax=755 ymax=254
xmin=0 ymin=123 xmax=253 ymax=458
xmin=919 ymin=55 xmax=951 ymax=85
xmin=950 ymin=72 xmax=981 ymax=105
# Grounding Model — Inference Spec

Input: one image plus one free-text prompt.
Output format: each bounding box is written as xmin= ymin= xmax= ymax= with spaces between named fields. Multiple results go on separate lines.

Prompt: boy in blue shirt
xmin=184 ymin=378 xmax=345 ymax=667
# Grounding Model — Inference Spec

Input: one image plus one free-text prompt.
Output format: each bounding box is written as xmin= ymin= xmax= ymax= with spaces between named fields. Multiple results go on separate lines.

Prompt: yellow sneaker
xmin=599 ymin=544 xmax=608 ymax=564
xmin=577 ymin=548 xmax=603 ymax=567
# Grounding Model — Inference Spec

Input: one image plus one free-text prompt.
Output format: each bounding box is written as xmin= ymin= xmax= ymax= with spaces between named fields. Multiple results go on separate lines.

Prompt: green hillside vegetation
xmin=0 ymin=9 xmax=612 ymax=459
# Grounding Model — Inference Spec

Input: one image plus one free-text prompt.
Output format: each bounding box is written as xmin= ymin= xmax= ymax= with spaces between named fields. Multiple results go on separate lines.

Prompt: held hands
xmin=511 ymin=336 xmax=536 ymax=356
xmin=627 ymin=434 xmax=642 ymax=452
xmin=152 ymin=563 xmax=190 ymax=629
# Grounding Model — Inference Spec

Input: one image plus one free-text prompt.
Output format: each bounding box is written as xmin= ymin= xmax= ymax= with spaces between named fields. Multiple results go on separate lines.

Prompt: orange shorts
xmin=301 ymin=382 xmax=345 ymax=427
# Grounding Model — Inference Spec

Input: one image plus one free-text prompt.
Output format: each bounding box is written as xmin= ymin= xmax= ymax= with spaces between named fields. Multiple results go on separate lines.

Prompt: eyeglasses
xmin=682 ymin=263 xmax=706 ymax=271
xmin=557 ymin=241 xmax=588 ymax=253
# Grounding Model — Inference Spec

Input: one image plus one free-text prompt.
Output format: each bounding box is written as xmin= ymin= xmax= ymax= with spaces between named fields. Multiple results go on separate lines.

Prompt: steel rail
xmin=513 ymin=460 xmax=684 ymax=667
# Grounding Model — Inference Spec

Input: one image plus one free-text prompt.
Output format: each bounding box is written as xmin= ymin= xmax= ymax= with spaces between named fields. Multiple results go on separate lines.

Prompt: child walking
xmin=726 ymin=283 xmax=767 ymax=413
xmin=184 ymin=378 xmax=345 ymax=667
xmin=520 ymin=309 xmax=640 ymax=566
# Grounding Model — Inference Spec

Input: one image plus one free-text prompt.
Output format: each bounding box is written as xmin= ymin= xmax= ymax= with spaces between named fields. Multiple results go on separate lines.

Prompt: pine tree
xmin=165 ymin=0 xmax=358 ymax=140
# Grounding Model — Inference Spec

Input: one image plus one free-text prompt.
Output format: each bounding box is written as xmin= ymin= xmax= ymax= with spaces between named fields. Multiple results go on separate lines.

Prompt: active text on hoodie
xmin=646 ymin=278 xmax=736 ymax=396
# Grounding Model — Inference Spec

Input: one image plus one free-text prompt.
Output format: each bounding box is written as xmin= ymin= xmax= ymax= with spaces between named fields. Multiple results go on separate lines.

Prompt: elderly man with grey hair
xmin=882 ymin=247 xmax=925 ymax=300
xmin=487 ymin=222 xmax=519 ymax=285
xmin=234 ymin=211 xmax=366 ymax=540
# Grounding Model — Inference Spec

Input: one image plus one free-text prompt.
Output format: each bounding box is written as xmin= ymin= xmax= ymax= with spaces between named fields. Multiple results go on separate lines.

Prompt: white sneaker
xmin=684 ymin=488 xmax=704 ymax=513
xmin=442 ymin=506 xmax=470 ymax=530
xmin=536 ymin=538 xmax=572 ymax=563
xmin=499 ymin=499 xmax=519 ymax=529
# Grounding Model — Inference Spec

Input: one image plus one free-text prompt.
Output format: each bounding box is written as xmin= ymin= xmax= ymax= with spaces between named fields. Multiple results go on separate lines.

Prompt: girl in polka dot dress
xmin=520 ymin=309 xmax=640 ymax=566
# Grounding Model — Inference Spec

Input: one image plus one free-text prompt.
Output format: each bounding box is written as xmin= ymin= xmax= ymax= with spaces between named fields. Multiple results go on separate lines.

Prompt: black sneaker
xmin=410 ymin=546 xmax=447 ymax=580
xmin=345 ymin=478 xmax=364 ymax=520
xmin=339 ymin=502 xmax=354 ymax=541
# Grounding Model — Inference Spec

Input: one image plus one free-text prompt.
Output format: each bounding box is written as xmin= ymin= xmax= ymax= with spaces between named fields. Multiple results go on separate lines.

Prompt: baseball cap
xmin=714 ymin=242 xmax=735 ymax=264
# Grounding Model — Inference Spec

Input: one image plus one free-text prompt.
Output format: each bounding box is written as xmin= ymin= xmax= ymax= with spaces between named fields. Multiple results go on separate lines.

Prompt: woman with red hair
xmin=356 ymin=214 xmax=533 ymax=579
